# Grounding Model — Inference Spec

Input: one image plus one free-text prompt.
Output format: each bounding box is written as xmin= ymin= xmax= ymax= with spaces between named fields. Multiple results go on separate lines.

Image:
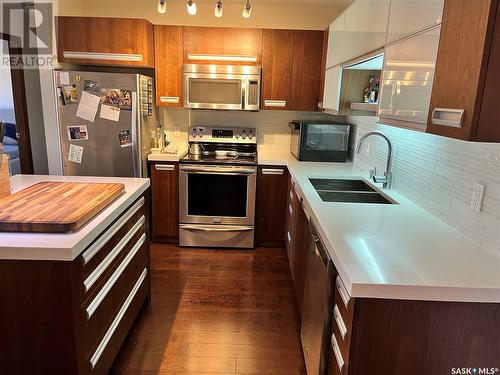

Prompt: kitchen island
xmin=0 ymin=175 xmax=150 ymax=375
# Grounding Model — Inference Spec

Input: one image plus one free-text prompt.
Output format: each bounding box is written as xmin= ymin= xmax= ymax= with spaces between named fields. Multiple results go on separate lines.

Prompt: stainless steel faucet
xmin=356 ymin=131 xmax=393 ymax=189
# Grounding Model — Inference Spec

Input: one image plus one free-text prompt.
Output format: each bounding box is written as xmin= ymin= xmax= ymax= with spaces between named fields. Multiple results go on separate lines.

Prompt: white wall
xmin=0 ymin=40 xmax=15 ymax=121
xmin=349 ymin=116 xmax=500 ymax=258
xmin=57 ymin=0 xmax=350 ymax=30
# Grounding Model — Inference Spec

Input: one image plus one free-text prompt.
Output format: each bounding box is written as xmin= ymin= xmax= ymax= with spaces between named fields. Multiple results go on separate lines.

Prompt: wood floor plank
xmin=110 ymin=244 xmax=305 ymax=374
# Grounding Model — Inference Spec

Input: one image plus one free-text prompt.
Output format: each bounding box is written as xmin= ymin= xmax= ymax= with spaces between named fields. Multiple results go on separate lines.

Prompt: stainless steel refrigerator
xmin=55 ymin=70 xmax=157 ymax=177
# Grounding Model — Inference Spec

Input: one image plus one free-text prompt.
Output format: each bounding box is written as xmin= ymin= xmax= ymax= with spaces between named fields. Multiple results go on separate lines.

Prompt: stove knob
xmin=242 ymin=130 xmax=247 ymax=139
xmin=248 ymin=131 xmax=254 ymax=140
xmin=235 ymin=133 xmax=240 ymax=139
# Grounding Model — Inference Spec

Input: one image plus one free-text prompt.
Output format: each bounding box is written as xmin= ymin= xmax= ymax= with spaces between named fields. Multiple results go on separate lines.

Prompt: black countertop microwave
xmin=289 ymin=121 xmax=351 ymax=162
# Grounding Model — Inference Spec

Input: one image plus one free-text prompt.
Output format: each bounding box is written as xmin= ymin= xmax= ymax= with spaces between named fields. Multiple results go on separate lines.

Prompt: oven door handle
xmin=180 ymin=166 xmax=257 ymax=175
xmin=180 ymin=225 xmax=254 ymax=232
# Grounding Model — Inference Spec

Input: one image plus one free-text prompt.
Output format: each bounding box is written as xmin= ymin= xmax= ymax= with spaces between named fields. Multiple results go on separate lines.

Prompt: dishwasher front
xmin=300 ymin=222 xmax=336 ymax=375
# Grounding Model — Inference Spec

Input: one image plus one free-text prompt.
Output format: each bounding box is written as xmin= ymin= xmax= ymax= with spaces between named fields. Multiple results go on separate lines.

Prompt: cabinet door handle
xmin=333 ymin=305 xmax=348 ymax=340
xmin=84 ymin=216 xmax=145 ymax=293
xmin=82 ymin=198 xmax=145 ymax=264
xmin=89 ymin=267 xmax=147 ymax=370
xmin=289 ymin=190 xmax=294 ymax=200
xmin=160 ymin=96 xmax=180 ymax=104
xmin=336 ymin=276 xmax=350 ymax=309
xmin=331 ymin=333 xmax=344 ymax=371
xmin=63 ymin=51 xmax=143 ymax=62
xmin=262 ymin=168 xmax=284 ymax=175
xmin=287 ymin=231 xmax=292 ymax=244
xmin=155 ymin=164 xmax=175 ymax=171
xmin=264 ymin=100 xmax=287 ymax=107
xmin=431 ymin=108 xmax=465 ymax=128
xmin=288 ymin=204 xmax=293 ymax=216
xmin=86 ymin=233 xmax=146 ymax=320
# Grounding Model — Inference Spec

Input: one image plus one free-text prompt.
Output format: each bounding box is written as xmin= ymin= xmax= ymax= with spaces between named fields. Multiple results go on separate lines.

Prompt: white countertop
xmin=259 ymin=148 xmax=500 ymax=303
xmin=147 ymin=148 xmax=188 ymax=162
xmin=0 ymin=175 xmax=150 ymax=261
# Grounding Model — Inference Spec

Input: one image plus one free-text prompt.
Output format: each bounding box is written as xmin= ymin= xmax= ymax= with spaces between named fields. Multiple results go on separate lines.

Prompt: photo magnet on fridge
xmin=62 ymin=85 xmax=78 ymax=104
xmin=118 ymin=130 xmax=133 ymax=148
xmin=57 ymin=87 xmax=65 ymax=105
xmin=84 ymin=80 xmax=100 ymax=93
xmin=68 ymin=144 xmax=84 ymax=164
xmin=67 ymin=125 xmax=88 ymax=141
xmin=100 ymin=89 xmax=133 ymax=110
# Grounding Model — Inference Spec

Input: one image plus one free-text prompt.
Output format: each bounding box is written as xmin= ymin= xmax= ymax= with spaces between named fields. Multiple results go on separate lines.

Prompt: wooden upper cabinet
xmin=261 ymin=29 xmax=295 ymax=110
xmin=427 ymin=0 xmax=498 ymax=141
xmin=57 ymin=17 xmax=154 ymax=67
xmin=183 ymin=26 xmax=262 ymax=65
xmin=476 ymin=0 xmax=500 ymax=142
xmin=154 ymin=25 xmax=183 ymax=107
xmin=290 ymin=30 xmax=324 ymax=111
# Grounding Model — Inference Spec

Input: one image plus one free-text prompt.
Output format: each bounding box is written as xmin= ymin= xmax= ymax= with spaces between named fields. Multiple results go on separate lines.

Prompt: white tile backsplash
xmin=349 ymin=116 xmax=500 ymax=257
xmin=159 ymin=107 xmax=336 ymax=151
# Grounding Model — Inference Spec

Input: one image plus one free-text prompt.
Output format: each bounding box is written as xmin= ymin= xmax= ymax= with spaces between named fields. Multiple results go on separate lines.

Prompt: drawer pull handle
xmin=336 ymin=275 xmax=350 ymax=308
xmin=289 ymin=190 xmax=294 ymax=200
xmin=84 ymin=216 xmax=145 ymax=293
xmin=89 ymin=267 xmax=147 ymax=370
xmin=288 ymin=204 xmax=293 ymax=216
xmin=262 ymin=168 xmax=284 ymax=175
xmin=160 ymin=96 xmax=180 ymax=104
xmin=155 ymin=164 xmax=175 ymax=171
xmin=331 ymin=333 xmax=344 ymax=371
xmin=86 ymin=233 xmax=146 ymax=320
xmin=431 ymin=108 xmax=464 ymax=128
xmin=287 ymin=231 xmax=292 ymax=244
xmin=264 ymin=100 xmax=287 ymax=107
xmin=82 ymin=198 xmax=145 ymax=264
xmin=334 ymin=305 xmax=348 ymax=340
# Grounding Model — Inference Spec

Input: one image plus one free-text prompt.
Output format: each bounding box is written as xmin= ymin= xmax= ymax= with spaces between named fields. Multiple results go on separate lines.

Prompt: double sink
xmin=309 ymin=178 xmax=396 ymax=204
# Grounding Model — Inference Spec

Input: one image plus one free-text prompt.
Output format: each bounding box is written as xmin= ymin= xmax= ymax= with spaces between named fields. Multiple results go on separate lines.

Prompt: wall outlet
xmin=470 ymin=182 xmax=485 ymax=212
xmin=174 ymin=126 xmax=181 ymax=137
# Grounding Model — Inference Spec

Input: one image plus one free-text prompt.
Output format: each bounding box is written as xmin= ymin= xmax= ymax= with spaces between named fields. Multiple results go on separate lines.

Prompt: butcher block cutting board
xmin=0 ymin=181 xmax=125 ymax=233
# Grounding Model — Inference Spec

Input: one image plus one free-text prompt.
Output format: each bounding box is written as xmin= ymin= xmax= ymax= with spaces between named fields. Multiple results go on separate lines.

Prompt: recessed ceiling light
xmin=242 ymin=0 xmax=252 ymax=18
xmin=187 ymin=0 xmax=197 ymax=15
xmin=215 ymin=0 xmax=223 ymax=18
xmin=157 ymin=0 xmax=166 ymax=14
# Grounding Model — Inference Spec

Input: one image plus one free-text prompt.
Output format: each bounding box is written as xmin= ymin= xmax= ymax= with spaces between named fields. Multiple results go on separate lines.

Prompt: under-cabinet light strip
xmin=63 ymin=51 xmax=143 ymax=62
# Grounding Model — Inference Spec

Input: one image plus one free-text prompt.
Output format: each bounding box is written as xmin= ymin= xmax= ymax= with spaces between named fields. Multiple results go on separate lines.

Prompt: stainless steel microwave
xmin=183 ymin=64 xmax=261 ymax=111
xmin=289 ymin=121 xmax=351 ymax=162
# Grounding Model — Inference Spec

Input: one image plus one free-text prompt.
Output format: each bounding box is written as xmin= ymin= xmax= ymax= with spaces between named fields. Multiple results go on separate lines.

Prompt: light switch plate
xmin=470 ymin=182 xmax=485 ymax=212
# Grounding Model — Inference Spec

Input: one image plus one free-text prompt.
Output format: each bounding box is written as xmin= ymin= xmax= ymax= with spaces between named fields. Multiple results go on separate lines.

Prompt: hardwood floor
xmin=110 ymin=243 xmax=306 ymax=374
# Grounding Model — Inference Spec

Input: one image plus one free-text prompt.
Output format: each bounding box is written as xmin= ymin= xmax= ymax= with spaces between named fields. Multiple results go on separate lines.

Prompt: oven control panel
xmin=188 ymin=126 xmax=257 ymax=144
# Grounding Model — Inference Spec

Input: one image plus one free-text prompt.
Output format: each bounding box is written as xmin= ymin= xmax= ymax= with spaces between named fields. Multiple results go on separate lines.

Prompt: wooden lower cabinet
xmin=0 ymin=194 xmax=151 ymax=374
xmin=285 ymin=175 xmax=310 ymax=314
xmin=149 ymin=162 xmax=179 ymax=243
xmin=328 ymin=274 xmax=500 ymax=374
xmin=255 ymin=166 xmax=289 ymax=247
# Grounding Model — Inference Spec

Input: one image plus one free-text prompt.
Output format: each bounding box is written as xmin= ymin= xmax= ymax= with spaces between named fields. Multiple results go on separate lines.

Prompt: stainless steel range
xmin=179 ymin=126 xmax=258 ymax=248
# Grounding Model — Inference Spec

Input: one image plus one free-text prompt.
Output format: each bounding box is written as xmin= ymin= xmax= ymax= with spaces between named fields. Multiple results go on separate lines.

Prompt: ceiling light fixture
xmin=158 ymin=0 xmax=167 ymax=14
xmin=215 ymin=0 xmax=223 ymax=18
xmin=157 ymin=0 xmax=166 ymax=14
xmin=187 ymin=0 xmax=197 ymax=15
xmin=242 ymin=0 xmax=252 ymax=18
